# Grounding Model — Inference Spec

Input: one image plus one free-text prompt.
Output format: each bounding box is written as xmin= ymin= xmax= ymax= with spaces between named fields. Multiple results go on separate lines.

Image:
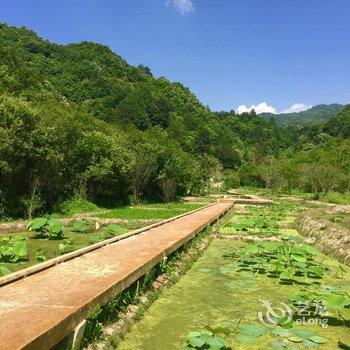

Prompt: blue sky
xmin=1 ymin=0 xmax=349 ymax=113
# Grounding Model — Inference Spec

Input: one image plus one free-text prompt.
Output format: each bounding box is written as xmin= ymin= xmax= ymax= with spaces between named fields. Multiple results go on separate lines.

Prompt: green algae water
xmin=117 ymin=239 xmax=350 ymax=350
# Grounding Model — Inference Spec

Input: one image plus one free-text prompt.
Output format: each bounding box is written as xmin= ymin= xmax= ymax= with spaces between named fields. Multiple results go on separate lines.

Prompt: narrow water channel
xmin=118 ymin=207 xmax=350 ymax=350
xmin=117 ymin=238 xmax=350 ymax=349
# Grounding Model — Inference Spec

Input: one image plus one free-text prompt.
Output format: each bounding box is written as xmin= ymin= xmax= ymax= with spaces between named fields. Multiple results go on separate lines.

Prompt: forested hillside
xmin=261 ymin=104 xmax=345 ymax=125
xmin=0 ymin=23 xmax=349 ymax=218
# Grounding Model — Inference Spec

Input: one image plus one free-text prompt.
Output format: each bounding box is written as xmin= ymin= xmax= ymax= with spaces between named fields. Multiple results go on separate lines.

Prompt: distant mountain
xmin=261 ymin=104 xmax=346 ymax=125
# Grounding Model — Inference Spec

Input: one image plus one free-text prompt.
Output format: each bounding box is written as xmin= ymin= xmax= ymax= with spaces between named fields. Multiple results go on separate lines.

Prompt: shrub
xmin=221 ymin=170 xmax=240 ymax=191
xmin=56 ymin=196 xmax=100 ymax=216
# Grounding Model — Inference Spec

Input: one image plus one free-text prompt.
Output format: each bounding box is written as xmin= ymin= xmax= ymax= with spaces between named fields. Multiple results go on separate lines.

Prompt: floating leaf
xmin=290 ymin=329 xmax=317 ymax=339
xmin=188 ymin=336 xmax=205 ymax=348
xmin=240 ymin=324 xmax=267 ymax=337
xmin=187 ymin=331 xmax=201 ymax=338
xmin=308 ymin=336 xmax=326 ymax=344
xmin=325 ymin=294 xmax=350 ymax=309
xmin=198 ymin=268 xmax=211 ymax=273
xmin=207 ymin=336 xmax=226 ymax=348
xmin=288 ymin=336 xmax=304 ymax=343
xmin=303 ymin=339 xmax=321 ymax=348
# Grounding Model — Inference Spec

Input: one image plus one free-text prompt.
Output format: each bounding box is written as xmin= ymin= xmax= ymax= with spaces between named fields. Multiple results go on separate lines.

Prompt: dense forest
xmin=0 ymin=23 xmax=349 ymax=219
xmin=260 ymin=104 xmax=345 ymax=125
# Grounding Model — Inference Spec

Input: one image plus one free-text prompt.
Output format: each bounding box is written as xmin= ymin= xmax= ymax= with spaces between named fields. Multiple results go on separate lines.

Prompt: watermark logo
xmin=257 ymin=299 xmax=328 ymax=328
xmin=258 ymin=299 xmax=293 ymax=327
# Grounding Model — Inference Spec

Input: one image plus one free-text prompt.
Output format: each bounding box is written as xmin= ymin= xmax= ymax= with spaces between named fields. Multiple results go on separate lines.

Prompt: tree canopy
xmin=0 ymin=23 xmax=349 ymax=217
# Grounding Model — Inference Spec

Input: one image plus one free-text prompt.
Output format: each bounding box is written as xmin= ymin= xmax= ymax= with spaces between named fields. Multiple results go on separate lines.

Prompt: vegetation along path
xmin=0 ymin=201 xmax=233 ymax=350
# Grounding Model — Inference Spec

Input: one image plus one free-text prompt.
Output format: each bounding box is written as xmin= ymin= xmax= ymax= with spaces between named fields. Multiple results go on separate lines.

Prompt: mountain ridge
xmin=260 ymin=103 xmax=345 ymax=125
xmin=0 ymin=22 xmax=349 ymax=218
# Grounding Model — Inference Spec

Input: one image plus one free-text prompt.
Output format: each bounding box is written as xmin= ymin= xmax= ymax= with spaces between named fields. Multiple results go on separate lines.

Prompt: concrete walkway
xmin=0 ymin=201 xmax=232 ymax=350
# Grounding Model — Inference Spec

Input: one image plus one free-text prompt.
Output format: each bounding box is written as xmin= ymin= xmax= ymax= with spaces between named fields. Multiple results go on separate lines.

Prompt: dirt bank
xmin=297 ymin=215 xmax=350 ymax=265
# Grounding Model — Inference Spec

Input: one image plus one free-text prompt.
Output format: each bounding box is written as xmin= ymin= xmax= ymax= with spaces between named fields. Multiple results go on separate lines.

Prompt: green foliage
xmin=300 ymin=163 xmax=340 ymax=199
xmin=98 ymin=203 xmax=202 ymax=220
xmin=288 ymin=283 xmax=350 ymax=321
xmin=323 ymin=105 xmax=350 ymax=138
xmin=324 ymin=192 xmax=350 ymax=205
xmin=27 ymin=217 xmax=47 ymax=231
xmin=0 ymin=236 xmax=27 ymax=263
xmin=58 ymin=239 xmax=76 ymax=254
xmin=261 ymin=104 xmax=345 ymax=125
xmin=70 ymin=220 xmax=90 ymax=233
xmin=48 ymin=219 xmax=64 ymax=239
xmin=0 ymin=264 xmax=12 ymax=275
xmin=56 ymin=197 xmax=100 ymax=216
xmin=27 ymin=217 xmax=64 ymax=239
xmin=35 ymin=248 xmax=47 ymax=262
xmin=0 ymin=23 xmax=349 ymax=217
xmin=105 ymin=224 xmax=128 ymax=236
xmin=185 ymin=330 xmax=229 ymax=349
xmin=224 ymin=241 xmax=326 ymax=284
xmin=221 ymin=170 xmax=240 ymax=191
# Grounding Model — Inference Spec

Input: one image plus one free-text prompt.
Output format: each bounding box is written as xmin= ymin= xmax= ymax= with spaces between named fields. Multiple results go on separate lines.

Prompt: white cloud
xmin=282 ymin=103 xmax=312 ymax=114
xmin=166 ymin=0 xmax=194 ymax=15
xmin=236 ymin=102 xmax=276 ymax=115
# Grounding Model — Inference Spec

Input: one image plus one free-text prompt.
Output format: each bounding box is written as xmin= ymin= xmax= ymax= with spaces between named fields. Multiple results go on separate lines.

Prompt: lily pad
xmin=188 ymin=336 xmax=205 ymax=348
xmin=303 ymin=339 xmax=320 ymax=348
xmin=240 ymin=324 xmax=267 ymax=337
xmin=308 ymin=336 xmax=326 ymax=344
xmin=325 ymin=294 xmax=350 ymax=309
xmin=288 ymin=335 xmax=304 ymax=343
xmin=198 ymin=268 xmax=211 ymax=273
xmin=290 ymin=329 xmax=317 ymax=339
xmin=207 ymin=336 xmax=226 ymax=348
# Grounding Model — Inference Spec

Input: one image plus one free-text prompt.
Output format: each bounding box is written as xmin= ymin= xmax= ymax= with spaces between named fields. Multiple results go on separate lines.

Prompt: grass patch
xmin=55 ymin=196 xmax=101 ymax=216
xmin=323 ymin=192 xmax=350 ymax=205
xmin=97 ymin=203 xmax=204 ymax=220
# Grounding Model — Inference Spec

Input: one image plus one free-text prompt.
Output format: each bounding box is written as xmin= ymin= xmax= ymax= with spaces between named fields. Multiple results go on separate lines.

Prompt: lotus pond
xmin=0 ymin=202 xmax=203 ymax=275
xmin=116 ymin=202 xmax=350 ymax=350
